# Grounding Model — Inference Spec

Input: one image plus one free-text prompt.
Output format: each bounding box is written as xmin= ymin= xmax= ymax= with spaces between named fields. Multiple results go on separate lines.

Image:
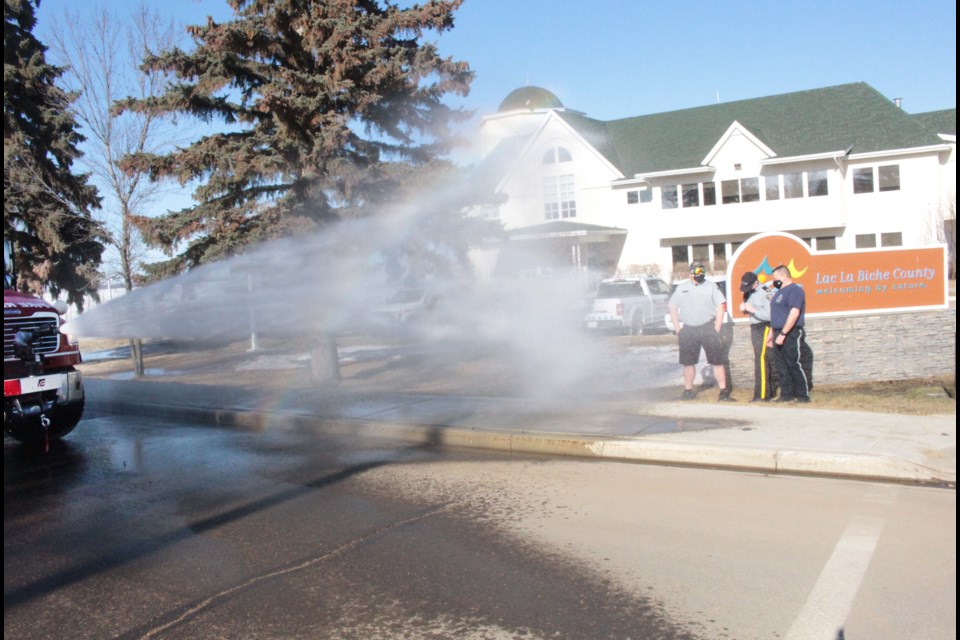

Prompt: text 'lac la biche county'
xmin=814 ymin=267 xmax=937 ymax=295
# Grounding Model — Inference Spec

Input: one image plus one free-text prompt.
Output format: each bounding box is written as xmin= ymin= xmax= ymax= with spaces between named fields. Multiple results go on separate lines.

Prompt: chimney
xmin=893 ymin=97 xmax=902 ymax=109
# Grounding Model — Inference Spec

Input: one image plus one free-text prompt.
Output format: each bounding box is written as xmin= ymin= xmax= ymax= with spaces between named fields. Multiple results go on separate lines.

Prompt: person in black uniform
xmin=767 ymin=264 xmax=810 ymax=403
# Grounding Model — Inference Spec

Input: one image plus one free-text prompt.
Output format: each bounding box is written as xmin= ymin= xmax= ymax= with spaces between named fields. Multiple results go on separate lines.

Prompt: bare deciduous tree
xmin=47 ymin=3 xmax=185 ymax=375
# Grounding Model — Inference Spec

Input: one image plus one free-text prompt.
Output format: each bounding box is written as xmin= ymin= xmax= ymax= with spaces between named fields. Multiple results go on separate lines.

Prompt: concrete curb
xmin=88 ymin=399 xmax=954 ymax=485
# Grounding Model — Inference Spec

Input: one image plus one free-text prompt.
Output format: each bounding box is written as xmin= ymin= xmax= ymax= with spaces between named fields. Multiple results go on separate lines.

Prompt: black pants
xmin=800 ymin=339 xmax=814 ymax=391
xmin=750 ymin=323 xmax=776 ymax=400
xmin=773 ymin=327 xmax=810 ymax=400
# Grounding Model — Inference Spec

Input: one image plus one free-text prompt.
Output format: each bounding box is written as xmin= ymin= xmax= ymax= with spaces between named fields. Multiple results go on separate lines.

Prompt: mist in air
xmin=66 ymin=179 xmax=660 ymax=399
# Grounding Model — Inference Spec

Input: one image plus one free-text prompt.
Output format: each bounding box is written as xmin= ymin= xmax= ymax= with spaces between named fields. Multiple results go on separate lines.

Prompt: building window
xmin=661 ymin=185 xmax=678 ymax=209
xmin=853 ymin=165 xmax=900 ymax=194
xmin=543 ymin=177 xmax=559 ymax=219
xmin=807 ymin=170 xmax=828 ymax=197
xmin=713 ymin=243 xmax=727 ymax=270
xmin=816 ymin=236 xmax=836 ymax=251
xmin=627 ymin=188 xmax=652 ymax=204
xmin=721 ymin=179 xmax=740 ymax=204
xmin=765 ymin=175 xmax=780 ymax=200
xmin=783 ymin=172 xmax=803 ymax=199
xmin=703 ymin=182 xmax=716 ymax=206
xmin=880 ymin=232 xmax=902 ymax=247
xmin=855 ymin=233 xmax=877 ymax=248
xmin=720 ymin=178 xmax=760 ymax=204
xmin=543 ymin=174 xmax=576 ymax=219
xmin=671 ymin=243 xmax=730 ymax=272
xmin=853 ymin=167 xmax=874 ymax=194
xmin=741 ymin=178 xmax=760 ymax=202
xmin=878 ymin=165 xmax=900 ymax=192
xmin=682 ymin=183 xmax=700 ymax=207
xmin=542 ymin=147 xmax=572 ymax=165
xmin=559 ymin=174 xmax=576 ymax=218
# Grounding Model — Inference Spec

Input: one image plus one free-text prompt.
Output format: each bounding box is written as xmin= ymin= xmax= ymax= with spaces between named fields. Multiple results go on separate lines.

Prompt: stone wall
xmin=728 ymin=304 xmax=956 ymax=388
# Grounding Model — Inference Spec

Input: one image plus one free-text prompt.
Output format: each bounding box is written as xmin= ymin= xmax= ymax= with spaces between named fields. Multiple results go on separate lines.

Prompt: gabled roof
xmin=911 ymin=109 xmax=956 ymax=137
xmin=553 ymin=110 xmax=623 ymax=171
xmin=469 ymin=134 xmax=532 ymax=194
xmin=554 ymin=83 xmax=947 ymax=176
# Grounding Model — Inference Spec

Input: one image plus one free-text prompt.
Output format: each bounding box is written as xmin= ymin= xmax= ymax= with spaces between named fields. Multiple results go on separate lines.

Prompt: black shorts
xmin=678 ymin=323 xmax=723 ymax=366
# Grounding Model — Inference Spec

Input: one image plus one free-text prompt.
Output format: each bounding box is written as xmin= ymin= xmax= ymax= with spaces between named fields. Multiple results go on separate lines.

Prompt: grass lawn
xmin=650 ymin=374 xmax=956 ymax=415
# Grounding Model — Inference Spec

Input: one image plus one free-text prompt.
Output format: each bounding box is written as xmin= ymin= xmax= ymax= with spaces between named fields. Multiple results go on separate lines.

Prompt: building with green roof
xmin=476 ymin=83 xmax=955 ymax=280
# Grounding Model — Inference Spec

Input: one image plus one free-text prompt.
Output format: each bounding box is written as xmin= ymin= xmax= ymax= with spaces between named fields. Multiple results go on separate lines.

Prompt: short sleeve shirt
xmin=770 ymin=283 xmax=805 ymax=330
xmin=670 ymin=279 xmax=725 ymax=327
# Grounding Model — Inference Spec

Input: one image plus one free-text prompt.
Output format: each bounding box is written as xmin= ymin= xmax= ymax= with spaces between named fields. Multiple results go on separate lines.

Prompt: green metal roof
xmin=556 ymin=83 xmax=948 ymax=176
xmin=498 ymin=86 xmax=564 ymax=112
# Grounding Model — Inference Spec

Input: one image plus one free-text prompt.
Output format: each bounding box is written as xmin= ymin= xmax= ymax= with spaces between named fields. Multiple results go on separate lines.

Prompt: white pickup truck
xmin=584 ymin=276 xmax=671 ymax=335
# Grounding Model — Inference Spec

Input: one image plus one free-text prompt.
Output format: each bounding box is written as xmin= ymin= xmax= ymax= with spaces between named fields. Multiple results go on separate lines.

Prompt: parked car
xmin=373 ymin=288 xmax=438 ymax=326
xmin=585 ymin=276 xmax=671 ymax=335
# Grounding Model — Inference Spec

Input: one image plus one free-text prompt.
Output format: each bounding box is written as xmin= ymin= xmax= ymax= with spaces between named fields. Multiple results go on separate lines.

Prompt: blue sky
xmin=31 ymin=0 xmax=956 ymax=252
xmin=36 ymin=0 xmax=956 ymax=124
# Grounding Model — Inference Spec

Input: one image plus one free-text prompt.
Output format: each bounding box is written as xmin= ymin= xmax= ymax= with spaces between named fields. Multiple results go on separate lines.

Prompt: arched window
xmin=542 ymin=146 xmax=572 ymax=165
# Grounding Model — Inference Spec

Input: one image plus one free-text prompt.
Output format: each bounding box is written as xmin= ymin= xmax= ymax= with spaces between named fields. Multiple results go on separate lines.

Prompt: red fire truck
xmin=4 ymin=246 xmax=85 ymax=444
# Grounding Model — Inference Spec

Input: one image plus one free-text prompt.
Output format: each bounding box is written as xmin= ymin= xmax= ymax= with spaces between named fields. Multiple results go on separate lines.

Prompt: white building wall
xmin=842 ymin=153 xmax=943 ymax=248
xmin=710 ymin=130 xmax=771 ymax=169
xmin=480 ymin=105 xmax=951 ymax=280
xmin=492 ymin=114 xmax=623 ymax=230
xmin=940 ymin=141 xmax=956 ymax=213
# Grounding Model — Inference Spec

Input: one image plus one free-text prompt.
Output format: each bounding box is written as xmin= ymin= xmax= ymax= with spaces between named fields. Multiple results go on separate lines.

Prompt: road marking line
xmin=785 ymin=515 xmax=884 ymax=640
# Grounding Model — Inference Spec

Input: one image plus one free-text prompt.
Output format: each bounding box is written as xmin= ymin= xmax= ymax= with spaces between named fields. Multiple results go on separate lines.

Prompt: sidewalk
xmin=83 ymin=373 xmax=956 ymax=487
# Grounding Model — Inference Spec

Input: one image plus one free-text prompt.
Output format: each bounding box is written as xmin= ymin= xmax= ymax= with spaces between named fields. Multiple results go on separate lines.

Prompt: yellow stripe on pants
xmin=760 ymin=325 xmax=770 ymax=399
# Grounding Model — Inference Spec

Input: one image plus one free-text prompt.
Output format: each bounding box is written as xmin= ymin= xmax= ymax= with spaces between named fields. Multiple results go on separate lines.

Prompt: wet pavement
xmin=83 ymin=373 xmax=956 ymax=486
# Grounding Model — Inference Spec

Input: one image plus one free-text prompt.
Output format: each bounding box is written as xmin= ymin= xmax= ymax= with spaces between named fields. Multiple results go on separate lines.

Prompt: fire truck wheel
xmin=4 ymin=401 xmax=84 ymax=444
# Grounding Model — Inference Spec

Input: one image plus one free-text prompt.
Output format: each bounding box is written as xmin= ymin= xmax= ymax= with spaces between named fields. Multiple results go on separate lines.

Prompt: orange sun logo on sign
xmin=743 ymin=256 xmax=807 ymax=285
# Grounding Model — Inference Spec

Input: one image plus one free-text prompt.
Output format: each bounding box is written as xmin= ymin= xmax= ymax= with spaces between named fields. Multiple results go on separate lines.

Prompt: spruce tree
xmin=118 ymin=0 xmax=474 ymax=278
xmin=3 ymin=0 xmax=104 ymax=308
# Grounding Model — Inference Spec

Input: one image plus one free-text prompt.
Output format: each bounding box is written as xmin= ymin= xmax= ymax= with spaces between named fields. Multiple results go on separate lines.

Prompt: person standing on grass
xmin=739 ymin=270 xmax=777 ymax=402
xmin=669 ymin=263 xmax=734 ymax=401
xmin=767 ymin=264 xmax=810 ymax=403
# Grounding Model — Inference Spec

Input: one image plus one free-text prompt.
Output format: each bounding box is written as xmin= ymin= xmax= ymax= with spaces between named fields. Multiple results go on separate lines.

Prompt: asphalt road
xmin=5 ymin=411 xmax=696 ymax=640
xmin=4 ymin=410 xmax=955 ymax=640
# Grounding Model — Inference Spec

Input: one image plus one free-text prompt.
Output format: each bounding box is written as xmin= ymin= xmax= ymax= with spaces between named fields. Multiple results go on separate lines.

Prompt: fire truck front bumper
xmin=4 ymin=370 xmax=84 ymax=426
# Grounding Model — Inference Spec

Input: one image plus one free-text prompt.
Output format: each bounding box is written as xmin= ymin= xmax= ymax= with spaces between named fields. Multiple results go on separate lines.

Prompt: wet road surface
xmin=7 ymin=407 xmax=955 ymax=640
xmin=5 ymin=410 xmax=701 ymax=640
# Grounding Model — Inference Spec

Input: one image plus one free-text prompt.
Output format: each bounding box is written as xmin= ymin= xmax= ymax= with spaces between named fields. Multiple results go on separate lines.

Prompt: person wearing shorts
xmin=669 ymin=263 xmax=734 ymax=401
